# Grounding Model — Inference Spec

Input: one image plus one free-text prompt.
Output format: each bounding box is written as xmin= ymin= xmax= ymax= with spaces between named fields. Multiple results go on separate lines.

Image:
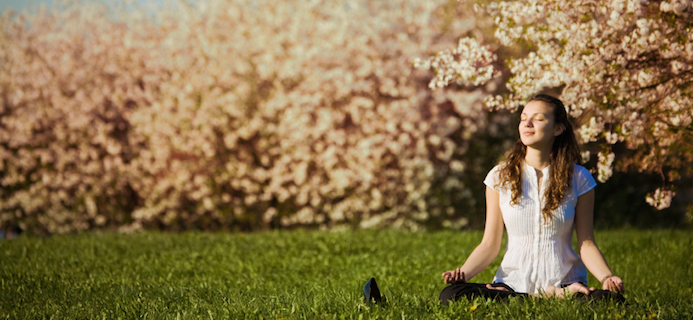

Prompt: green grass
xmin=1 ymin=230 xmax=691 ymax=319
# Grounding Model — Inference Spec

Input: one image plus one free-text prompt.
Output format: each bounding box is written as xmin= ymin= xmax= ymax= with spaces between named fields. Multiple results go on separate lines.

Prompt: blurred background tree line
xmin=1 ymin=0 xmax=691 ymax=235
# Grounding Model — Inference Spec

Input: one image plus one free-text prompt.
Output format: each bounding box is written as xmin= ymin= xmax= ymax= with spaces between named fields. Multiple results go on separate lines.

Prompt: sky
xmin=0 ymin=0 xmax=167 ymax=14
xmin=0 ymin=0 xmax=54 ymax=13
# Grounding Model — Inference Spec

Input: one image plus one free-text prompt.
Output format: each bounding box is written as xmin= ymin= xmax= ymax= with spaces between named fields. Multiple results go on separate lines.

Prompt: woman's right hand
xmin=442 ymin=268 xmax=466 ymax=284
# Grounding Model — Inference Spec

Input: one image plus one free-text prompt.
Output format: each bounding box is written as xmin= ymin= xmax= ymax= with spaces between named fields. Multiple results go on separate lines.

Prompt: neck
xmin=524 ymin=147 xmax=551 ymax=170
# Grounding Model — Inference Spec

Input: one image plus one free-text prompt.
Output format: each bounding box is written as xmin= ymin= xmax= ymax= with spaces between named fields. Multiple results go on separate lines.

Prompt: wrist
xmin=600 ymin=274 xmax=614 ymax=284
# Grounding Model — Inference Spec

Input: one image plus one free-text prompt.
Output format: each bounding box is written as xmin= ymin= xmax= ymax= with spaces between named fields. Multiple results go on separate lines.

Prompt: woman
xmin=439 ymin=94 xmax=625 ymax=304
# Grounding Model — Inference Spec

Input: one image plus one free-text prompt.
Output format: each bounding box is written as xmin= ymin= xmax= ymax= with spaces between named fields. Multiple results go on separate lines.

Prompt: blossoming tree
xmin=1 ymin=0 xmax=511 ymax=233
xmin=417 ymin=0 xmax=693 ymax=210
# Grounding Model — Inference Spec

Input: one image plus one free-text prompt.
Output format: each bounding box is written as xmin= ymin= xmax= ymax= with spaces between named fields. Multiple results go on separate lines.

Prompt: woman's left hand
xmin=602 ymin=276 xmax=624 ymax=293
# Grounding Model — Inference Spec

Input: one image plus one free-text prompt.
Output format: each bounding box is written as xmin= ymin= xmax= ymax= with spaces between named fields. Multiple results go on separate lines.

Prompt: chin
xmin=520 ymin=138 xmax=533 ymax=146
xmin=521 ymin=140 xmax=547 ymax=149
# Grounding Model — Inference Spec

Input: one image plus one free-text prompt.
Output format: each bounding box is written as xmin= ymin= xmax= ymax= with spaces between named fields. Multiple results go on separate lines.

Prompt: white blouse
xmin=483 ymin=162 xmax=597 ymax=294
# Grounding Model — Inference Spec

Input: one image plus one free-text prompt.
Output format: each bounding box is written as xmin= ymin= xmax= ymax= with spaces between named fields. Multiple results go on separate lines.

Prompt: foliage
xmin=417 ymin=0 xmax=693 ymax=210
xmin=1 ymin=230 xmax=692 ymax=319
xmin=3 ymin=0 xmax=689 ymax=234
xmin=0 ymin=0 xmax=511 ymax=233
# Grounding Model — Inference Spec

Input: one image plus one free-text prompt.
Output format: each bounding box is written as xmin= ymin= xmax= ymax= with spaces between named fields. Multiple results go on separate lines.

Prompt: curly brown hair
xmin=496 ymin=94 xmax=582 ymax=223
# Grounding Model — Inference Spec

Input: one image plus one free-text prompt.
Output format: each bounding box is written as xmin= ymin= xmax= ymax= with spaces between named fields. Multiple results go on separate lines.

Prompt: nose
xmin=524 ymin=118 xmax=533 ymax=127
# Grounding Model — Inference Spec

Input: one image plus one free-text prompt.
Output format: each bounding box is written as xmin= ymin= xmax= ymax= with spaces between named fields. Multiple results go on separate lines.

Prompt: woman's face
xmin=519 ymin=101 xmax=564 ymax=149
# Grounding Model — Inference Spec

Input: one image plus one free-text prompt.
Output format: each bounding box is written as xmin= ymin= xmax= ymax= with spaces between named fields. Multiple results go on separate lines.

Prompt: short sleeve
xmin=574 ymin=164 xmax=597 ymax=197
xmin=483 ymin=165 xmax=502 ymax=192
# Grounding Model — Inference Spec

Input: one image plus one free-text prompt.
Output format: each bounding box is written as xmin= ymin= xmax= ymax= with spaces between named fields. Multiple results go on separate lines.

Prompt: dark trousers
xmin=439 ymin=282 xmax=625 ymax=305
xmin=439 ymin=283 xmax=527 ymax=305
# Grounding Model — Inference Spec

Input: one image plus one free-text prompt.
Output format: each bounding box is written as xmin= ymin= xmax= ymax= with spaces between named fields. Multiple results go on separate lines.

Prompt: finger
xmin=490 ymin=285 xmax=508 ymax=291
xmin=613 ymin=278 xmax=624 ymax=290
xmin=614 ymin=280 xmax=624 ymax=293
xmin=605 ymin=279 xmax=612 ymax=291
xmin=544 ymin=286 xmax=556 ymax=297
xmin=574 ymin=283 xmax=591 ymax=295
xmin=608 ymin=279 xmax=617 ymax=292
xmin=486 ymin=284 xmax=508 ymax=291
xmin=568 ymin=283 xmax=584 ymax=295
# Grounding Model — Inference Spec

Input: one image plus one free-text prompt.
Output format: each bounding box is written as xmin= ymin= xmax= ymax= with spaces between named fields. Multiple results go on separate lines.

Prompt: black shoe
xmin=575 ymin=289 xmax=626 ymax=303
xmin=363 ymin=278 xmax=384 ymax=304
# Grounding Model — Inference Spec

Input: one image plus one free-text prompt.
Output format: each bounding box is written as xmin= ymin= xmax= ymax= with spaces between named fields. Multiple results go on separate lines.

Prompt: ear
xmin=554 ymin=123 xmax=565 ymax=136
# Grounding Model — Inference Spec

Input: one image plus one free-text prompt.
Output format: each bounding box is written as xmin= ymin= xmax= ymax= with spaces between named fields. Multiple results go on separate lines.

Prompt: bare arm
xmin=574 ymin=189 xmax=625 ymax=293
xmin=442 ymin=186 xmax=504 ymax=284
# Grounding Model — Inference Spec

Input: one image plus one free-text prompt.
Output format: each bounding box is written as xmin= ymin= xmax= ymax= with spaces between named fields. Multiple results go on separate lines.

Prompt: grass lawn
xmin=1 ymin=229 xmax=691 ymax=319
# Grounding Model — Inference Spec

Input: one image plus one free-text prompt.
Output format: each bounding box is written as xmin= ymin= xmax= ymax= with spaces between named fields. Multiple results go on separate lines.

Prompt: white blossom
xmin=645 ymin=188 xmax=676 ymax=210
xmin=597 ymin=152 xmax=616 ymax=183
xmin=0 ymin=0 xmax=487 ymax=233
xmin=421 ymin=0 xmax=693 ymax=209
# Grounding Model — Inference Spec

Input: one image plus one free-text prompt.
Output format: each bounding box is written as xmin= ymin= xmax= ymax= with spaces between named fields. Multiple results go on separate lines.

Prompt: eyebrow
xmin=520 ymin=112 xmax=548 ymax=116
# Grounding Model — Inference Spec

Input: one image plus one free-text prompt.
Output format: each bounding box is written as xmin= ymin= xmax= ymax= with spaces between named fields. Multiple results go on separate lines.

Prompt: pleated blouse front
xmin=483 ymin=163 xmax=597 ymax=294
